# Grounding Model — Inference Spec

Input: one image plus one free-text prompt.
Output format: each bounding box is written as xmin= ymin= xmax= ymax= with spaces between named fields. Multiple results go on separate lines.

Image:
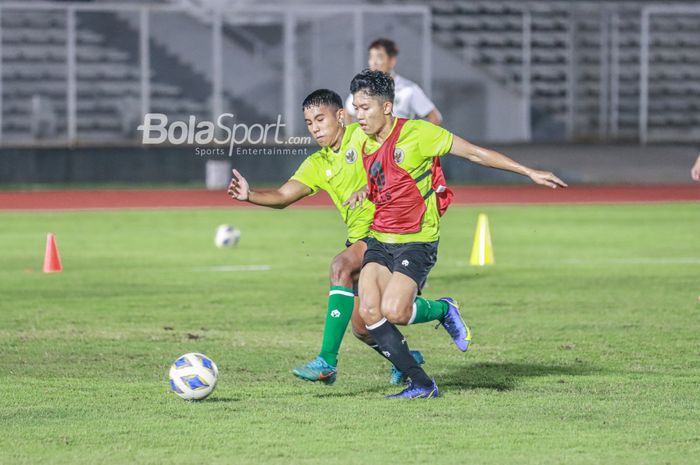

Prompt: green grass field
xmin=1 ymin=203 xmax=699 ymax=465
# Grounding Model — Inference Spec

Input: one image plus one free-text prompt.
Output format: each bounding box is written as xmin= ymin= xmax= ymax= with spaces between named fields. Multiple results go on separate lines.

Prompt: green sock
xmin=318 ymin=286 xmax=354 ymax=367
xmin=410 ymin=297 xmax=448 ymax=324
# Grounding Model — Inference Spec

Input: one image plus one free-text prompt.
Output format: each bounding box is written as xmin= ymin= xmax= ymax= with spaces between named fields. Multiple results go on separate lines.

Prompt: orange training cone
xmin=43 ymin=233 xmax=63 ymax=273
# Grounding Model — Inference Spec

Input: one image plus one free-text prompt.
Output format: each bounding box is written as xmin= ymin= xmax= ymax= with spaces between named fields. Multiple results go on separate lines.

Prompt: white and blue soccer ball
xmin=169 ymin=352 xmax=219 ymax=401
xmin=214 ymin=224 xmax=241 ymax=248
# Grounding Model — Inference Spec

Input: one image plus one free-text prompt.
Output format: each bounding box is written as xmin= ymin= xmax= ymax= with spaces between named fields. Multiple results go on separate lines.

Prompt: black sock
xmin=366 ymin=319 xmax=433 ymax=388
xmin=369 ymin=344 xmax=390 ymax=361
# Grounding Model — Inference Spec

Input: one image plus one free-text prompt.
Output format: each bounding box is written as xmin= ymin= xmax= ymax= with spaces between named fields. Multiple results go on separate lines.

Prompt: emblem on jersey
xmin=393 ymin=148 xmax=405 ymax=164
xmin=345 ymin=148 xmax=357 ymax=164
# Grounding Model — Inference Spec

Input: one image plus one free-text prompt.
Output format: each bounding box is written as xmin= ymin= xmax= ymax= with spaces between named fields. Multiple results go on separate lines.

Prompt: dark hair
xmin=369 ymin=38 xmax=399 ymax=57
xmin=350 ymin=69 xmax=394 ymax=102
xmin=302 ymin=89 xmax=343 ymax=111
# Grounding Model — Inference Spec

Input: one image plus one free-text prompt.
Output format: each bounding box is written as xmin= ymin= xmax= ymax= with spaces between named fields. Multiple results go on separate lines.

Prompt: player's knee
xmin=381 ymin=299 xmax=411 ymax=325
xmin=329 ymin=255 xmax=353 ymax=286
xmin=383 ymin=309 xmax=409 ymax=325
xmin=359 ymin=304 xmax=381 ymax=324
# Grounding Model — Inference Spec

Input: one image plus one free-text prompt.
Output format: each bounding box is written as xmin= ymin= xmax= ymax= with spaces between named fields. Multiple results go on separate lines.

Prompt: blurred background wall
xmin=0 ymin=0 xmax=698 ymax=185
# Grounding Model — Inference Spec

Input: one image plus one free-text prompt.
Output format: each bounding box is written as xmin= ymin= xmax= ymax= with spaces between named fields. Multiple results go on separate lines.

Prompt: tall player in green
xmin=228 ymin=89 xmax=426 ymax=384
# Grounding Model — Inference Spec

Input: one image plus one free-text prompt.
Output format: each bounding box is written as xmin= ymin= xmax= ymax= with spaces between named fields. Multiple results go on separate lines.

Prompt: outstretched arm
xmin=449 ymin=136 xmax=568 ymax=189
xmin=692 ymin=154 xmax=700 ymax=181
xmin=227 ymin=169 xmax=312 ymax=209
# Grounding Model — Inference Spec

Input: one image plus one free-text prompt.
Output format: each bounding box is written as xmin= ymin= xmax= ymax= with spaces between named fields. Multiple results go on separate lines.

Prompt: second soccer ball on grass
xmin=214 ymin=224 xmax=241 ymax=248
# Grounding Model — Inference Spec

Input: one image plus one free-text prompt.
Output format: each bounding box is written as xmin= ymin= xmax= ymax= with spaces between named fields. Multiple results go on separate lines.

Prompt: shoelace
xmin=400 ymin=384 xmax=420 ymax=395
xmin=436 ymin=314 xmax=460 ymax=338
xmin=308 ymin=358 xmax=327 ymax=370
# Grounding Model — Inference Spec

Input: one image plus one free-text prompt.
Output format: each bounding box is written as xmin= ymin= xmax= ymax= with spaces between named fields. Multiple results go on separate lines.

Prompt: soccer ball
xmin=214 ymin=224 xmax=241 ymax=248
xmin=168 ymin=352 xmax=219 ymax=401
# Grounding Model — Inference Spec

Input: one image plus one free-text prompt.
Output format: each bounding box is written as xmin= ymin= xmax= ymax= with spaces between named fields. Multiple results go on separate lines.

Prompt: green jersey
xmin=347 ymin=118 xmax=453 ymax=244
xmin=290 ymin=123 xmax=375 ymax=243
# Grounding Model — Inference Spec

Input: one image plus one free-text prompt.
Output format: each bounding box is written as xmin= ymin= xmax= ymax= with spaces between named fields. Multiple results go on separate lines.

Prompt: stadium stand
xmin=1 ymin=0 xmax=700 ymax=144
xmin=0 ymin=6 xmax=269 ymax=143
xmin=431 ymin=1 xmax=700 ymax=141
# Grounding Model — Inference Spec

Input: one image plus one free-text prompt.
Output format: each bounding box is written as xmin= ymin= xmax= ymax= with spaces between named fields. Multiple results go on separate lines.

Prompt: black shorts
xmin=344 ymin=236 xmax=370 ymax=249
xmin=345 ymin=237 xmax=370 ymax=295
xmin=362 ymin=236 xmax=438 ymax=289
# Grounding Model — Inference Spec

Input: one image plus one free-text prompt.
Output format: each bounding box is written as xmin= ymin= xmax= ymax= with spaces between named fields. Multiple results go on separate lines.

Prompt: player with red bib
xmin=346 ymin=69 xmax=567 ymax=399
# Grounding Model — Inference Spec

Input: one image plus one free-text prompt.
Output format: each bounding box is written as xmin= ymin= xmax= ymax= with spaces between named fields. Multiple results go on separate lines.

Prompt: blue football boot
xmin=390 ymin=350 xmax=425 ymax=385
xmin=437 ymin=297 xmax=472 ymax=352
xmin=292 ymin=356 xmax=337 ymax=385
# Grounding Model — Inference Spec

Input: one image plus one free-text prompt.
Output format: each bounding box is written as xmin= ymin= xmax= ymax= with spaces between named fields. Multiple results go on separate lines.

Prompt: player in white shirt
xmin=345 ymin=38 xmax=443 ymax=125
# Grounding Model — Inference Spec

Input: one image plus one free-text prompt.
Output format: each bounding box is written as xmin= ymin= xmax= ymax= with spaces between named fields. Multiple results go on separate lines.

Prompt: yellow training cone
xmin=470 ymin=213 xmax=494 ymax=266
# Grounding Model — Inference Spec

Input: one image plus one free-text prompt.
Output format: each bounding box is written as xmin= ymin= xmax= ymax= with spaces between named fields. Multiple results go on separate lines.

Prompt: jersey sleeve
xmin=289 ymin=157 xmax=322 ymax=194
xmin=409 ymin=85 xmax=437 ymax=119
xmin=344 ymin=94 xmax=356 ymax=117
xmin=415 ymin=120 xmax=454 ymax=158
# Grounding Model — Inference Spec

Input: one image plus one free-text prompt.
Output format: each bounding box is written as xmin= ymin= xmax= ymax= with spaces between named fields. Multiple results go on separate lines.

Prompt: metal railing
xmin=639 ymin=3 xmax=700 ymax=144
xmin=447 ymin=2 xmax=700 ymax=143
xmin=2 ymin=1 xmax=697 ymax=146
xmin=0 ymin=1 xmax=432 ymax=145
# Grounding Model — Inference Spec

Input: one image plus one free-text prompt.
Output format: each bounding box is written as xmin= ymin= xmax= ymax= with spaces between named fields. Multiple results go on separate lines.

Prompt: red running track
xmin=0 ymin=185 xmax=698 ymax=211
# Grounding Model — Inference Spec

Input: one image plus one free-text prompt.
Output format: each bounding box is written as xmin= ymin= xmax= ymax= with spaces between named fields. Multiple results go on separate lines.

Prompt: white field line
xmin=453 ymin=257 xmax=700 ymax=267
xmin=560 ymin=257 xmax=700 ymax=265
xmin=192 ymin=265 xmax=272 ymax=272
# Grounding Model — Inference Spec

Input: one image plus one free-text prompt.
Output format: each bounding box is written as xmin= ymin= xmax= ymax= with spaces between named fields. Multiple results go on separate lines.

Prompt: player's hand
xmin=343 ymin=187 xmax=368 ymax=209
xmin=528 ymin=170 xmax=568 ymax=189
xmin=228 ymin=169 xmax=250 ymax=201
xmin=691 ymin=155 xmax=700 ymax=181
